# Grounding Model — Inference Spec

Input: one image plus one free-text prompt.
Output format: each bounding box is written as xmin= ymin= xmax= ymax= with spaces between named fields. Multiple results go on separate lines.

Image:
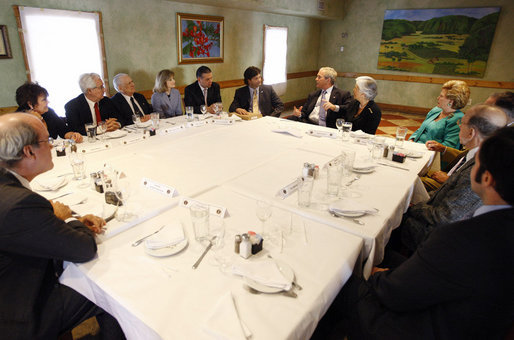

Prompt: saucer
xmin=144 ymin=238 xmax=188 ymax=257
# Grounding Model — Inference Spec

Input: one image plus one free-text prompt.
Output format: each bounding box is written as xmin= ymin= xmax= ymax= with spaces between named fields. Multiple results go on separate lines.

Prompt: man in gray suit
xmin=400 ymin=104 xmax=507 ymax=251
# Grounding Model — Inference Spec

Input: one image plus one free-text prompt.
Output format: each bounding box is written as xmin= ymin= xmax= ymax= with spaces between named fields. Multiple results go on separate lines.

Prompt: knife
xmin=376 ymin=161 xmax=409 ymax=171
xmin=192 ymin=236 xmax=217 ymax=269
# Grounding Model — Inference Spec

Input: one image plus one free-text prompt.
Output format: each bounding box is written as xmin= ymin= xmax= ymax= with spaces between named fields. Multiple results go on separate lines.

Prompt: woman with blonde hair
xmin=151 ymin=69 xmax=182 ymax=118
xmin=409 ymin=80 xmax=470 ymax=148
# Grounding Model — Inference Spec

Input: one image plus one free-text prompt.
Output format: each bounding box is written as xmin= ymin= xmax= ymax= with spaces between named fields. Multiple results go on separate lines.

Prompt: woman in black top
xmin=343 ymin=76 xmax=382 ymax=134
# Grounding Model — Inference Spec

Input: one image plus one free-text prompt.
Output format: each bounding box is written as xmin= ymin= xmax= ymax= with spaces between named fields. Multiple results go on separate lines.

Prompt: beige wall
xmin=319 ymin=0 xmax=514 ymax=109
xmin=0 ymin=0 xmax=321 ymax=111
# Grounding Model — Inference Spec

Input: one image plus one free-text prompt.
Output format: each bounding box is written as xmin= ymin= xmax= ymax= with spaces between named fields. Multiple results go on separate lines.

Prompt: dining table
xmin=34 ymin=114 xmax=433 ymax=339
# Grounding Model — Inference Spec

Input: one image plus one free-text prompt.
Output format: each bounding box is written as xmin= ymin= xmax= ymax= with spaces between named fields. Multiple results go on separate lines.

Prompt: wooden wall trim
xmin=338 ymin=72 xmax=514 ymax=89
xmin=376 ymin=103 xmax=429 ymax=116
xmin=0 ymin=106 xmax=18 ymax=115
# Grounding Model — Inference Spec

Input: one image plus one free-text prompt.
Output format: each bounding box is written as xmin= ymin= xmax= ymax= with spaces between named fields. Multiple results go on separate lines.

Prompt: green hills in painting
xmin=378 ymin=11 xmax=500 ymax=77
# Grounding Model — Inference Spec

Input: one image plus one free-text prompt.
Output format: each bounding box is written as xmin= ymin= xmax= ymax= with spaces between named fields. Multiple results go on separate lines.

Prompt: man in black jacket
xmin=184 ymin=65 xmax=222 ymax=114
xmin=111 ymin=73 xmax=153 ymax=126
xmin=0 ymin=113 xmax=124 ymax=338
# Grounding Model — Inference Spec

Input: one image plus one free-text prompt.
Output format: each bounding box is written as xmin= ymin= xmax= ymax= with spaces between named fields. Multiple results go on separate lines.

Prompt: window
xmin=262 ymin=25 xmax=287 ymax=95
xmin=14 ymin=6 xmax=108 ymax=116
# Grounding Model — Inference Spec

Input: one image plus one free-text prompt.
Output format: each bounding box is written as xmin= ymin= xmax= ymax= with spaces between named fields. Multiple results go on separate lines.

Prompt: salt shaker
xmin=234 ymin=235 xmax=242 ymax=254
xmin=239 ymin=233 xmax=251 ymax=259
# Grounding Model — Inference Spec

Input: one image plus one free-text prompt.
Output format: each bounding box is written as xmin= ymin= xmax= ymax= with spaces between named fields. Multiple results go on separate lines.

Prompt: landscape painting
xmin=377 ymin=7 xmax=501 ymax=77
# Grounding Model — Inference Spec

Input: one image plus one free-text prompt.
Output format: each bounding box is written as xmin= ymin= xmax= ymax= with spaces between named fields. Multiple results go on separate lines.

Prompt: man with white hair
xmin=0 ymin=113 xmax=124 ymax=338
xmin=65 ymin=73 xmax=121 ymax=135
xmin=111 ymin=73 xmax=152 ymax=126
xmin=291 ymin=67 xmax=351 ymax=128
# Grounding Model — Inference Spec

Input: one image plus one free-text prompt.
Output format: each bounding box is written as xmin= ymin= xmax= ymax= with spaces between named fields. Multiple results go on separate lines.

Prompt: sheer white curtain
xmin=262 ymin=25 xmax=287 ymax=96
xmin=18 ymin=6 xmax=104 ymax=116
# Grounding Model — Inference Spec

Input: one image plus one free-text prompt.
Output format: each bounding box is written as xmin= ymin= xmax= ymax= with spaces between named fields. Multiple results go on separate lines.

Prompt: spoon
xmin=329 ymin=211 xmax=365 ymax=225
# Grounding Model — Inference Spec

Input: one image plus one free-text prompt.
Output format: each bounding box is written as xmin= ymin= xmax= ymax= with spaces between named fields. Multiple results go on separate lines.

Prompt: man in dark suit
xmin=0 ymin=113 xmax=124 ymax=338
xmin=229 ymin=66 xmax=284 ymax=117
xmin=65 ymin=73 xmax=121 ymax=135
xmin=111 ymin=73 xmax=153 ymax=126
xmin=184 ymin=65 xmax=222 ymax=114
xmin=313 ymin=126 xmax=514 ymax=340
xmin=290 ymin=67 xmax=351 ymax=128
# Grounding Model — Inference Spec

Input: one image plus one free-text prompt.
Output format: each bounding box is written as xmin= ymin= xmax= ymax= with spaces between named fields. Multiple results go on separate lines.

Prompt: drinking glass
xmin=132 ymin=114 xmax=141 ymax=127
xmin=342 ymin=122 xmax=353 ymax=141
xmin=200 ymin=105 xmax=207 ymax=116
xmin=114 ymin=174 xmax=134 ymax=222
xmin=150 ymin=112 xmax=160 ymax=129
xmin=336 ymin=119 xmax=344 ymax=139
xmin=190 ymin=204 xmax=209 ymax=242
xmin=396 ymin=126 xmax=408 ymax=149
xmin=185 ymin=106 xmax=194 ymax=122
xmin=326 ymin=160 xmax=342 ymax=196
xmin=297 ymin=176 xmax=314 ymax=207
xmin=97 ymin=121 xmax=107 ymax=141
xmin=366 ymin=136 xmax=376 ymax=160
xmin=256 ymin=200 xmax=272 ymax=235
xmin=69 ymin=152 xmax=86 ymax=181
xmin=214 ymin=102 xmax=222 ymax=116
xmin=372 ymin=142 xmax=384 ymax=161
xmin=85 ymin=123 xmax=97 ymax=143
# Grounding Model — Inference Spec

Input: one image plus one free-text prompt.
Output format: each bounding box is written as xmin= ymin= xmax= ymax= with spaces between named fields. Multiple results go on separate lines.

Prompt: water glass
xmin=396 ymin=126 xmax=408 ymax=148
xmin=372 ymin=142 xmax=384 ymax=160
xmin=326 ymin=161 xmax=342 ymax=196
xmin=150 ymin=112 xmax=160 ymax=129
xmin=190 ymin=204 xmax=209 ymax=242
xmin=342 ymin=122 xmax=353 ymax=141
xmin=298 ymin=176 xmax=314 ymax=207
xmin=97 ymin=121 xmax=107 ymax=141
xmin=69 ymin=152 xmax=86 ymax=180
xmin=85 ymin=123 xmax=97 ymax=143
xmin=185 ymin=106 xmax=194 ymax=122
xmin=336 ymin=118 xmax=344 ymax=138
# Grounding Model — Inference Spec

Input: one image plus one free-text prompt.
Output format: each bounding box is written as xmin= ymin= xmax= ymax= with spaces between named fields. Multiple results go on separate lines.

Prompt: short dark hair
xmin=243 ymin=66 xmax=261 ymax=85
xmin=196 ymin=66 xmax=212 ymax=79
xmin=15 ymin=82 xmax=49 ymax=112
xmin=475 ymin=126 xmax=514 ymax=205
xmin=494 ymin=91 xmax=514 ymax=119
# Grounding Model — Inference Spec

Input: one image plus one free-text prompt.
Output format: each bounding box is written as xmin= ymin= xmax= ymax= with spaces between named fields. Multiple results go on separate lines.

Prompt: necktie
xmin=130 ymin=97 xmax=143 ymax=117
xmin=203 ymin=88 xmax=208 ymax=107
xmin=94 ymin=102 xmax=102 ymax=124
xmin=447 ymin=156 xmax=466 ymax=176
xmin=252 ymin=89 xmax=259 ymax=114
xmin=319 ymin=90 xmax=327 ymax=126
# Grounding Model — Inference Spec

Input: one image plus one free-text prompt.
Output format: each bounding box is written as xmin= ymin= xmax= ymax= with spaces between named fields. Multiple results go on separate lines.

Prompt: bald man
xmin=0 ymin=113 xmax=123 ymax=338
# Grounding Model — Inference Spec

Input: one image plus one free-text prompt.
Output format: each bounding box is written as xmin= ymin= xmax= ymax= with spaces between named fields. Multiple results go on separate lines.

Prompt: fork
xmin=243 ymin=284 xmax=297 ymax=298
xmin=329 ymin=211 xmax=365 ymax=225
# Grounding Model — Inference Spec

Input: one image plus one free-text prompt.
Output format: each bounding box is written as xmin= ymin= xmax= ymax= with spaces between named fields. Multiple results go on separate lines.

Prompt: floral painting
xmin=377 ymin=7 xmax=501 ymax=77
xmin=177 ymin=13 xmax=223 ymax=64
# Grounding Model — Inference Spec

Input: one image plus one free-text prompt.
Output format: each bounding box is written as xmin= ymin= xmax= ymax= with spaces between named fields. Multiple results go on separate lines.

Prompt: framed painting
xmin=377 ymin=7 xmax=501 ymax=77
xmin=0 ymin=25 xmax=12 ymax=59
xmin=177 ymin=13 xmax=223 ymax=64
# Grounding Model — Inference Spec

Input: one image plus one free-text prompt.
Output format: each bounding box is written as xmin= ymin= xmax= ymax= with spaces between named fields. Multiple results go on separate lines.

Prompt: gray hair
xmin=467 ymin=104 xmax=507 ymax=139
xmin=79 ymin=73 xmax=101 ymax=93
xmin=355 ymin=76 xmax=378 ymax=101
xmin=0 ymin=119 xmax=38 ymax=167
xmin=319 ymin=67 xmax=337 ymax=85
xmin=113 ymin=73 xmax=128 ymax=92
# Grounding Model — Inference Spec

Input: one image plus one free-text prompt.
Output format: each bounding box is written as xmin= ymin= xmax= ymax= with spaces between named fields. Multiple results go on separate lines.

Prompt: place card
xmin=78 ymin=143 xmax=112 ymax=154
xmin=160 ymin=125 xmax=185 ymax=135
xmin=275 ymin=178 xmax=300 ymax=199
xmin=141 ymin=177 xmax=177 ymax=197
xmin=306 ymin=129 xmax=337 ymax=138
xmin=179 ymin=197 xmax=229 ymax=217
xmin=123 ymin=136 xmax=147 ymax=145
xmin=213 ymin=119 xmax=235 ymax=125
xmin=186 ymin=120 xmax=207 ymax=128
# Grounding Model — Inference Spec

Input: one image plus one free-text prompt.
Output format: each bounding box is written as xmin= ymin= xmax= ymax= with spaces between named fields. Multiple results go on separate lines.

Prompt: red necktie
xmin=94 ymin=102 xmax=102 ymax=124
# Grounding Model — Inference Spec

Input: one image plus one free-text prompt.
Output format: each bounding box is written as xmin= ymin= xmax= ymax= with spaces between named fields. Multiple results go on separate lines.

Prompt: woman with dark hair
xmin=15 ymin=82 xmax=83 ymax=142
xmin=151 ymin=69 xmax=182 ymax=118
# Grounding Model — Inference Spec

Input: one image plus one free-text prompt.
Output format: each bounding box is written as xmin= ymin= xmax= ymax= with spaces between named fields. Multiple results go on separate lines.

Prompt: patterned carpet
xmin=375 ymin=111 xmax=425 ymax=139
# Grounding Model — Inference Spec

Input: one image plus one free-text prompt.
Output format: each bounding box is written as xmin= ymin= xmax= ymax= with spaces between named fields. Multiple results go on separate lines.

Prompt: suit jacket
xmin=111 ymin=92 xmax=152 ymax=126
xmin=299 ymin=87 xmax=352 ymax=128
xmin=0 ymin=169 xmax=97 ymax=337
xmin=343 ymin=99 xmax=382 ymax=134
xmin=351 ymin=207 xmax=514 ymax=340
xmin=65 ymin=94 xmax=120 ymax=135
xmin=228 ymin=85 xmax=284 ymax=117
xmin=16 ymin=107 xmax=71 ymax=139
xmin=401 ymin=157 xmax=482 ymax=250
xmin=184 ymin=81 xmax=222 ymax=114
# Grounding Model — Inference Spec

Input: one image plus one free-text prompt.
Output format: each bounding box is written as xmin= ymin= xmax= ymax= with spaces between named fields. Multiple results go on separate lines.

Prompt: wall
xmin=319 ymin=0 xmax=514 ymax=110
xmin=0 ymin=0 xmax=321 ymax=112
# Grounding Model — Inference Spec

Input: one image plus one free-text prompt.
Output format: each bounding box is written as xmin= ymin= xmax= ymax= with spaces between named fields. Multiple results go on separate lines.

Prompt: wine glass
xmin=114 ymin=174 xmax=134 ymax=222
xmin=336 ymin=119 xmax=344 ymax=139
xmin=366 ymin=136 xmax=375 ymax=160
xmin=200 ymin=105 xmax=207 ymax=117
xmin=256 ymin=200 xmax=272 ymax=236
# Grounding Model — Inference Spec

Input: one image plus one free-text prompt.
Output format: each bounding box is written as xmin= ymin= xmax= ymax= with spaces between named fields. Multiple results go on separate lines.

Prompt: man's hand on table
xmin=106 ymin=118 xmax=120 ymax=131
xmin=78 ymin=214 xmax=106 ymax=234
xmin=51 ymin=200 xmax=72 ymax=220
xmin=207 ymin=104 xmax=217 ymax=114
xmin=235 ymin=108 xmax=249 ymax=115
xmin=140 ymin=115 xmax=151 ymax=122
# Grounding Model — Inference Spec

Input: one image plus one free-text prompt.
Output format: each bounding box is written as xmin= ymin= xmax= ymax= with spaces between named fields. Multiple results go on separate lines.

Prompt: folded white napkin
xmin=203 ymin=292 xmax=251 ymax=340
xmin=350 ymin=130 xmax=370 ymax=137
xmin=231 ymin=260 xmax=292 ymax=291
xmin=34 ymin=177 xmax=68 ymax=191
xmin=144 ymin=222 xmax=185 ymax=250
xmin=329 ymin=199 xmax=378 ymax=215
xmin=352 ymin=160 xmax=376 ymax=170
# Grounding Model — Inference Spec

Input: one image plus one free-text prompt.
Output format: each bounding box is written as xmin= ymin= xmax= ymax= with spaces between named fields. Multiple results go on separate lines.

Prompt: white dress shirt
xmin=309 ymin=86 xmax=333 ymax=124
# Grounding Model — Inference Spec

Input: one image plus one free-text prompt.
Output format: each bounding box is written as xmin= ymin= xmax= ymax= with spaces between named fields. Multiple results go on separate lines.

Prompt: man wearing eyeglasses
xmin=65 ymin=73 xmax=121 ymax=135
xmin=0 ymin=113 xmax=124 ymax=338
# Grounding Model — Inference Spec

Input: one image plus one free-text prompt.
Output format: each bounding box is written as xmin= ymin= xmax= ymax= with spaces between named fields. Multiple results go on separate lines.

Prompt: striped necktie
xmin=319 ymin=90 xmax=327 ymax=126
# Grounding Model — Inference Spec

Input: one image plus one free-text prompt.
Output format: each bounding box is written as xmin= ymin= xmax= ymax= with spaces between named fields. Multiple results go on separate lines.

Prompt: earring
xmin=447 ymin=103 xmax=451 ymax=107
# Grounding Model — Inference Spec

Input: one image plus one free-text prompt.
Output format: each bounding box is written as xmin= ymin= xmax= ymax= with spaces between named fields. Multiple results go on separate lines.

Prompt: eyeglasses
xmin=36 ymin=137 xmax=54 ymax=145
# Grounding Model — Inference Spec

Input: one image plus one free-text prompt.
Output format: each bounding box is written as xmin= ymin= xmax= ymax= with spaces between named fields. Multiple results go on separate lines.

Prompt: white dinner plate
xmin=330 ymin=209 xmax=367 ymax=218
xmin=352 ymin=167 xmax=375 ymax=174
xmin=244 ymin=259 xmax=294 ymax=294
xmin=33 ymin=177 xmax=69 ymax=191
xmin=144 ymin=238 xmax=188 ymax=257
xmin=104 ymin=130 xmax=128 ymax=139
